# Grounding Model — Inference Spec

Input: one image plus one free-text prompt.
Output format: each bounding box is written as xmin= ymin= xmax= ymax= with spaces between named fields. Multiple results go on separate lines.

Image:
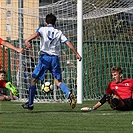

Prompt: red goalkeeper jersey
xmin=0 ymin=38 xmax=3 ymax=44
xmin=106 ymin=78 xmax=133 ymax=99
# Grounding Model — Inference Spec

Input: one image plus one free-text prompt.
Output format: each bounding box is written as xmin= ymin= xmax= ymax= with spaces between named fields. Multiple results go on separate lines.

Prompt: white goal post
xmin=77 ymin=0 xmax=83 ymax=104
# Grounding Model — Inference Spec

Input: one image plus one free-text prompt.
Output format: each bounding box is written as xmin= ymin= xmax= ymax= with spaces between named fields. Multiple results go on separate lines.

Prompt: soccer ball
xmin=41 ymin=82 xmax=53 ymax=93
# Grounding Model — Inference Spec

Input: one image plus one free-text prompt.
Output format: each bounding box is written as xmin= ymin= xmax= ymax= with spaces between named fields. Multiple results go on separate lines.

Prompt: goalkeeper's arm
xmin=81 ymin=94 xmax=110 ymax=111
xmin=91 ymin=94 xmax=109 ymax=110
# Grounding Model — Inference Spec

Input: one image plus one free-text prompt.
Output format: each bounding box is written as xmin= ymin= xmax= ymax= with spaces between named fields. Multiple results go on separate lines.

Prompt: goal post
xmin=77 ymin=0 xmax=83 ymax=104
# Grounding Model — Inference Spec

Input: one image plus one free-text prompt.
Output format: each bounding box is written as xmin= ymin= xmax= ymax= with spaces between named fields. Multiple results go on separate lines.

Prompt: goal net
xmin=0 ymin=0 xmax=133 ymax=102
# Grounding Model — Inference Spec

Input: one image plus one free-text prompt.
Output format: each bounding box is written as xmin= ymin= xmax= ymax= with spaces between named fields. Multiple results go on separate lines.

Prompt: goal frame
xmin=77 ymin=0 xmax=83 ymax=104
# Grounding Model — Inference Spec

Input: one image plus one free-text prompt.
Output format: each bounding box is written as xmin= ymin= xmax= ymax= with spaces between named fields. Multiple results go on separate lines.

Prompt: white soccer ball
xmin=41 ymin=82 xmax=53 ymax=93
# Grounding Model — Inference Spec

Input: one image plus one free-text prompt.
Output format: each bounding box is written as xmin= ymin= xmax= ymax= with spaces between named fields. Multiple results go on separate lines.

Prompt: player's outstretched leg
xmin=6 ymin=82 xmax=18 ymax=96
xmin=59 ymin=82 xmax=76 ymax=109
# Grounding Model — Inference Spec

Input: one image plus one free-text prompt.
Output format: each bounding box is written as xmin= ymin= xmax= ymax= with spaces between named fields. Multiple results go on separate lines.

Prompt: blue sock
xmin=59 ymin=82 xmax=70 ymax=98
xmin=28 ymin=86 xmax=36 ymax=106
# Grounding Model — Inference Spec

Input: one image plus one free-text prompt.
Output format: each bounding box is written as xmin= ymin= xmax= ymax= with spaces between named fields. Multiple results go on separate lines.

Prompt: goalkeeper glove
xmin=6 ymin=82 xmax=18 ymax=96
xmin=81 ymin=107 xmax=95 ymax=111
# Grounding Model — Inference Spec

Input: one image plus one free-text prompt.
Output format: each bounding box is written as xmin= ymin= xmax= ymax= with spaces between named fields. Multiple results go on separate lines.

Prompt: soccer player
xmin=81 ymin=66 xmax=133 ymax=111
xmin=0 ymin=37 xmax=24 ymax=96
xmin=22 ymin=13 xmax=82 ymax=110
xmin=0 ymin=70 xmax=17 ymax=100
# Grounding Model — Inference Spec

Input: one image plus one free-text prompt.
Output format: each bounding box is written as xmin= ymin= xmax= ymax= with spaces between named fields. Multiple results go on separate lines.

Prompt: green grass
xmin=0 ymin=100 xmax=133 ymax=133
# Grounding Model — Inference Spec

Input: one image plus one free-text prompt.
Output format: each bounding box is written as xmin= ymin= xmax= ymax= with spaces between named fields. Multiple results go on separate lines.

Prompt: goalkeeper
xmin=22 ymin=13 xmax=82 ymax=110
xmin=0 ymin=70 xmax=18 ymax=100
xmin=0 ymin=37 xmax=24 ymax=96
xmin=81 ymin=66 xmax=133 ymax=111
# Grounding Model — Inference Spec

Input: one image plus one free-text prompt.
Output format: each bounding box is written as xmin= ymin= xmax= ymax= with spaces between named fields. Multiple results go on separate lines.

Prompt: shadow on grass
xmin=0 ymin=109 xmax=84 ymax=114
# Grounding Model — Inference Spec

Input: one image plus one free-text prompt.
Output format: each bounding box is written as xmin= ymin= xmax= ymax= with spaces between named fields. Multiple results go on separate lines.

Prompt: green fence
xmin=83 ymin=41 xmax=133 ymax=99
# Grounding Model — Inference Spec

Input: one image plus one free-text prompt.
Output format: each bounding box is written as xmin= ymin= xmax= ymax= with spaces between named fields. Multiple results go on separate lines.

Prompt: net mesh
xmin=0 ymin=0 xmax=133 ymax=102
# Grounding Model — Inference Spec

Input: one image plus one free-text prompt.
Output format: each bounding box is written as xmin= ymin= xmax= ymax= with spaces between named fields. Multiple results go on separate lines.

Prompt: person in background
xmin=22 ymin=13 xmax=82 ymax=110
xmin=81 ymin=66 xmax=133 ymax=111
xmin=0 ymin=70 xmax=17 ymax=101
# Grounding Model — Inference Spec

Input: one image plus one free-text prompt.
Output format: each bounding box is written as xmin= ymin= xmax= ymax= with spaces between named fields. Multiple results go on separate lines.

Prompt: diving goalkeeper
xmin=81 ymin=66 xmax=133 ymax=111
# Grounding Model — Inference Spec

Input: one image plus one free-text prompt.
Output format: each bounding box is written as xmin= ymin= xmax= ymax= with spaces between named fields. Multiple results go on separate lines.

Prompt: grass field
xmin=0 ymin=100 xmax=133 ymax=133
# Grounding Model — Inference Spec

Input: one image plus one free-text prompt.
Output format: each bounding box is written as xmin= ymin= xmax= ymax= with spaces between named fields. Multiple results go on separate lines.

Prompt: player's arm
xmin=81 ymin=83 xmax=112 ymax=111
xmin=94 ymin=94 xmax=110 ymax=109
xmin=1 ymin=40 xmax=24 ymax=53
xmin=66 ymin=41 xmax=82 ymax=61
xmin=25 ymin=32 xmax=39 ymax=48
xmin=81 ymin=94 xmax=108 ymax=111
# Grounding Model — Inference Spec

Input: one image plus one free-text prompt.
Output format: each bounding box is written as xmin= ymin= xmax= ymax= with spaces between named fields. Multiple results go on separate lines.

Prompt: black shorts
xmin=116 ymin=98 xmax=133 ymax=111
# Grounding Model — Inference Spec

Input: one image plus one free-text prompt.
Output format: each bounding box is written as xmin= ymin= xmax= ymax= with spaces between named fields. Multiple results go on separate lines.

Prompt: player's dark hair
xmin=46 ymin=13 xmax=56 ymax=25
xmin=111 ymin=66 xmax=122 ymax=74
xmin=0 ymin=70 xmax=6 ymax=74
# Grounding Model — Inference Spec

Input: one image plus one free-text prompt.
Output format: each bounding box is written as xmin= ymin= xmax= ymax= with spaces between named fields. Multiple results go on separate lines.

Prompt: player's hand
xmin=76 ymin=53 xmax=82 ymax=61
xmin=17 ymin=48 xmax=24 ymax=53
xmin=25 ymin=41 xmax=32 ymax=48
xmin=81 ymin=107 xmax=95 ymax=111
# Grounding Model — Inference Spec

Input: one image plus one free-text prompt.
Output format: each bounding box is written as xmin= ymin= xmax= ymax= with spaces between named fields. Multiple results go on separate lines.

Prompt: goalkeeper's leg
xmin=109 ymin=95 xmax=125 ymax=110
